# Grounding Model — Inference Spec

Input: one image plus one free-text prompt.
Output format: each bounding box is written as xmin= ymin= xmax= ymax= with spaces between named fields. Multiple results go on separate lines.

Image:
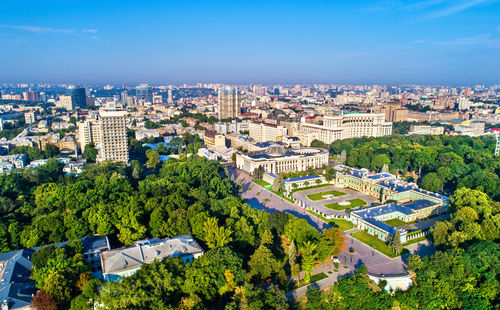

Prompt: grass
xmin=351 ymin=231 xmax=396 ymax=258
xmin=264 ymin=198 xmax=270 ymax=202
xmin=297 ymin=272 xmax=328 ymax=287
xmin=290 ymin=183 xmax=332 ymax=194
xmin=306 ymin=190 xmax=346 ymax=201
xmin=254 ymin=180 xmax=271 ymax=187
xmin=403 ymin=235 xmax=430 ymax=246
xmin=306 ymin=210 xmax=355 ymax=231
xmin=384 ymin=218 xmax=406 ymax=226
xmin=324 ymin=198 xmax=367 ymax=211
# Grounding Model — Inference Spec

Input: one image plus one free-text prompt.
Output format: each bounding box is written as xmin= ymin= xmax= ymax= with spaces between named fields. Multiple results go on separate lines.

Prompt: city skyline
xmin=0 ymin=0 xmax=499 ymax=85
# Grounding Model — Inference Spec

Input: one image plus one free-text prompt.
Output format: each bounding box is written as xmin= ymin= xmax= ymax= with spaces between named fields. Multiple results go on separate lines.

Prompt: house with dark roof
xmin=0 ymin=249 xmax=36 ymax=310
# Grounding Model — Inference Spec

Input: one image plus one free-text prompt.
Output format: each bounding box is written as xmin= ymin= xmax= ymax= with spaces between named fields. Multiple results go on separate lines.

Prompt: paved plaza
xmin=293 ymin=185 xmax=378 ymax=218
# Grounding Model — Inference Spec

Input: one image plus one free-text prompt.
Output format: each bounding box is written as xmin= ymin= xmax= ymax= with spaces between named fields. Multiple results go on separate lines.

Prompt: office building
xmin=218 ymin=88 xmax=241 ymax=119
xmin=300 ymin=113 xmax=392 ymax=144
xmin=68 ymin=86 xmax=86 ymax=108
xmin=120 ymin=91 xmax=128 ymax=106
xmin=168 ymin=89 xmax=173 ymax=104
xmin=136 ymin=84 xmax=149 ymax=104
xmin=236 ymin=144 xmax=329 ymax=175
xmin=249 ymin=120 xmax=288 ymax=142
xmin=97 ymin=109 xmax=129 ymax=163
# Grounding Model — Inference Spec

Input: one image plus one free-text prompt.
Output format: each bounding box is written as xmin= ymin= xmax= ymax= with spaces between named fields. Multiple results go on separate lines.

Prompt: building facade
xmin=236 ymin=144 xmax=328 ymax=175
xmin=97 ymin=109 xmax=129 ymax=163
xmin=218 ymin=88 xmax=241 ymax=119
xmin=249 ymin=121 xmax=288 ymax=143
xmin=300 ymin=113 xmax=392 ymax=144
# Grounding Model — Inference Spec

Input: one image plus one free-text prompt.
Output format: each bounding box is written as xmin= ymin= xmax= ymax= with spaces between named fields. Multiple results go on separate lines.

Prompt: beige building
xmin=203 ymin=130 xmax=226 ymax=147
xmin=300 ymin=113 xmax=392 ymax=144
xmin=97 ymin=109 xmax=129 ymax=163
xmin=249 ymin=121 xmax=288 ymax=143
xmin=218 ymin=89 xmax=241 ymax=119
xmin=409 ymin=125 xmax=444 ymax=135
xmin=236 ymin=144 xmax=328 ymax=175
xmin=24 ymin=111 xmax=36 ymax=124
xmin=56 ymin=95 xmax=74 ymax=111
xmin=296 ymin=130 xmax=319 ymax=146
xmin=78 ymin=114 xmax=100 ymax=152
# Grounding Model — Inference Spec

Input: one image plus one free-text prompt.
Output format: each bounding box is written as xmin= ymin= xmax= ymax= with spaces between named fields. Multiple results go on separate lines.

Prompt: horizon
xmin=0 ymin=0 xmax=499 ymax=85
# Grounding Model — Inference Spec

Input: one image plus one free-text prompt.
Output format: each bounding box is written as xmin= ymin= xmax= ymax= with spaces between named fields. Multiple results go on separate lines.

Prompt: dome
xmin=265 ymin=144 xmax=286 ymax=157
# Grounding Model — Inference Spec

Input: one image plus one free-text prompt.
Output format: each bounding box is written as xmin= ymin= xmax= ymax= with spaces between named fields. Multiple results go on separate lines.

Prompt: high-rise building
xmin=218 ymin=88 xmax=241 ymax=119
xmin=167 ymin=89 xmax=173 ymax=104
xmin=24 ymin=111 xmax=36 ymax=124
xmin=136 ymin=84 xmax=149 ymax=104
xmin=78 ymin=113 xmax=100 ymax=152
xmin=56 ymin=95 xmax=74 ymax=111
xmin=97 ymin=109 xmax=129 ymax=163
xmin=249 ymin=121 xmax=288 ymax=142
xmin=68 ymin=86 xmax=86 ymax=108
xmin=120 ymin=91 xmax=128 ymax=106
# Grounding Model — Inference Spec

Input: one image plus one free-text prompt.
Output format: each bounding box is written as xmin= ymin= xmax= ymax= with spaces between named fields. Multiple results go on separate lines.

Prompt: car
xmin=333 ymin=256 xmax=340 ymax=263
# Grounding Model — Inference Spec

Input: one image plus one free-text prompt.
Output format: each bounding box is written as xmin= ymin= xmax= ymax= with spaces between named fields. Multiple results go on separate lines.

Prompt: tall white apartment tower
xmin=218 ymin=88 xmax=241 ymax=119
xmin=97 ymin=109 xmax=129 ymax=163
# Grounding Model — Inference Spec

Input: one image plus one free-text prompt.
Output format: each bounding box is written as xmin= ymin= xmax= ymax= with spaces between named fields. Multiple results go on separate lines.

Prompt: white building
xmin=236 ymin=144 xmax=328 ymax=175
xmin=300 ymin=113 xmax=392 ymax=144
xmin=101 ymin=235 xmax=203 ymax=282
xmin=97 ymin=109 xmax=129 ymax=163
xmin=249 ymin=121 xmax=288 ymax=143
xmin=409 ymin=125 xmax=444 ymax=135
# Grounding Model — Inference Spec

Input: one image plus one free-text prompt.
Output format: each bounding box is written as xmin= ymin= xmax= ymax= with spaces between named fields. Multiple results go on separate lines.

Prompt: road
xmin=227 ymin=166 xmax=419 ymax=299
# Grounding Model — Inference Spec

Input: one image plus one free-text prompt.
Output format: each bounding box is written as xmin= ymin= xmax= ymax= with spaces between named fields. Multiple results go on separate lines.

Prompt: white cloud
xmin=0 ymin=24 xmax=75 ymax=35
xmin=82 ymin=29 xmax=98 ymax=33
xmin=423 ymin=0 xmax=496 ymax=20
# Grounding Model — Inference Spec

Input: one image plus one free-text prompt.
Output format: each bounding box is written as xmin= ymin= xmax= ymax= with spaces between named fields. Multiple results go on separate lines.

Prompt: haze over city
xmin=1 ymin=0 xmax=499 ymax=85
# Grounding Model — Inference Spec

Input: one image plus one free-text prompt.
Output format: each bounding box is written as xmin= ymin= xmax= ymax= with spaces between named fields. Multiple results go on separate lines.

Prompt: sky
xmin=0 ymin=0 xmax=499 ymax=85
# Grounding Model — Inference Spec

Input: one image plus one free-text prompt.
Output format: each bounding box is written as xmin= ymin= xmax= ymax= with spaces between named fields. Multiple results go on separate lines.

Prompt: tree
xmin=408 ymin=254 xmax=423 ymax=271
xmin=272 ymin=175 xmax=284 ymax=192
xmin=310 ymin=140 xmax=325 ymax=148
xmin=301 ymin=241 xmax=317 ymax=283
xmin=146 ymin=148 xmax=160 ymax=168
xmin=284 ymin=217 xmax=320 ymax=246
xmin=43 ymin=272 xmax=74 ymax=305
xmin=420 ymin=173 xmax=442 ymax=192
xmin=32 ymin=290 xmax=58 ymax=310
xmin=44 ymin=143 xmax=59 ymax=158
xmin=203 ymin=217 xmax=232 ymax=249
xmin=248 ymin=243 xmax=280 ymax=283
xmin=306 ymin=286 xmax=325 ymax=310
xmin=370 ymin=154 xmax=390 ymax=171
xmin=288 ymin=240 xmax=297 ymax=270
xmin=252 ymin=166 xmax=264 ymax=180
xmin=431 ymin=221 xmax=452 ymax=246
xmin=387 ymin=231 xmax=402 ymax=255
xmin=83 ymin=143 xmax=97 ymax=163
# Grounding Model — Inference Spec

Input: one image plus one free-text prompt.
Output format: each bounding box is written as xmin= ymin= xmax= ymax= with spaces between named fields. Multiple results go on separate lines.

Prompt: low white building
xmin=101 ymin=235 xmax=203 ymax=282
xmin=236 ymin=144 xmax=328 ymax=175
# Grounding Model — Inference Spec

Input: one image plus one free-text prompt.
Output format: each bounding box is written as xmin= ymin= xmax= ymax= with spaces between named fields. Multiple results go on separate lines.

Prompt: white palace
xmin=236 ymin=144 xmax=329 ymax=175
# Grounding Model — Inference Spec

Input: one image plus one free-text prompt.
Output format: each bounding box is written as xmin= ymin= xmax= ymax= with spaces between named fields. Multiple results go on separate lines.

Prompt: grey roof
xmin=285 ymin=175 xmax=323 ymax=183
xmin=0 ymin=249 xmax=36 ymax=310
xmin=101 ymin=235 xmax=203 ymax=275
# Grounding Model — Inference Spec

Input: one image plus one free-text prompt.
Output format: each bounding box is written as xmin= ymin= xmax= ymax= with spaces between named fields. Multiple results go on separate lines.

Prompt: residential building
xmin=197 ymin=146 xmax=237 ymax=161
xmin=0 ymin=154 xmax=27 ymax=168
xmin=136 ymin=84 xmax=149 ymax=104
xmin=24 ymin=111 xmax=36 ymax=124
xmin=236 ymin=144 xmax=328 ymax=175
xmin=218 ymin=88 xmax=241 ymax=119
xmin=203 ymin=130 xmax=226 ymax=147
xmin=248 ymin=121 xmax=288 ymax=143
xmin=78 ymin=114 xmax=100 ymax=152
xmin=56 ymin=95 xmax=74 ymax=110
xmin=135 ymin=129 xmax=160 ymax=141
xmin=97 ymin=109 xmax=129 ymax=163
xmin=0 ymin=249 xmax=37 ymax=310
xmin=101 ymin=235 xmax=203 ymax=282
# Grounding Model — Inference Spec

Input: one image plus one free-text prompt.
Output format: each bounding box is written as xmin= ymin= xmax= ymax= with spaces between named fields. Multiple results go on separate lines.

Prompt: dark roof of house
xmin=0 ymin=249 xmax=36 ymax=309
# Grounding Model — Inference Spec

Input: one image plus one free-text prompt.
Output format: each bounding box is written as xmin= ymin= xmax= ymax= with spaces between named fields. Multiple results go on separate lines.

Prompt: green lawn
xmin=403 ymin=235 xmax=430 ymax=246
xmin=306 ymin=210 xmax=355 ymax=231
xmin=306 ymin=190 xmax=346 ymax=201
xmin=290 ymin=183 xmax=331 ymax=194
xmin=297 ymin=272 xmax=328 ymax=287
xmin=324 ymin=198 xmax=367 ymax=210
xmin=254 ymin=180 xmax=271 ymax=187
xmin=351 ymin=231 xmax=396 ymax=258
xmin=384 ymin=218 xmax=406 ymax=226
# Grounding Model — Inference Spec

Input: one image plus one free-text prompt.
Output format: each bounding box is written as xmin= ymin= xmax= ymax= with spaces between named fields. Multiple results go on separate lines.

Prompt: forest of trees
xmin=0 ymin=155 xmax=346 ymax=309
xmin=329 ymin=135 xmax=499 ymax=199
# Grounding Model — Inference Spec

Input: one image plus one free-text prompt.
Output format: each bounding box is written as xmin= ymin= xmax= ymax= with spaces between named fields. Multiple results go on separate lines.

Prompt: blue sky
xmin=0 ymin=0 xmax=499 ymax=85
